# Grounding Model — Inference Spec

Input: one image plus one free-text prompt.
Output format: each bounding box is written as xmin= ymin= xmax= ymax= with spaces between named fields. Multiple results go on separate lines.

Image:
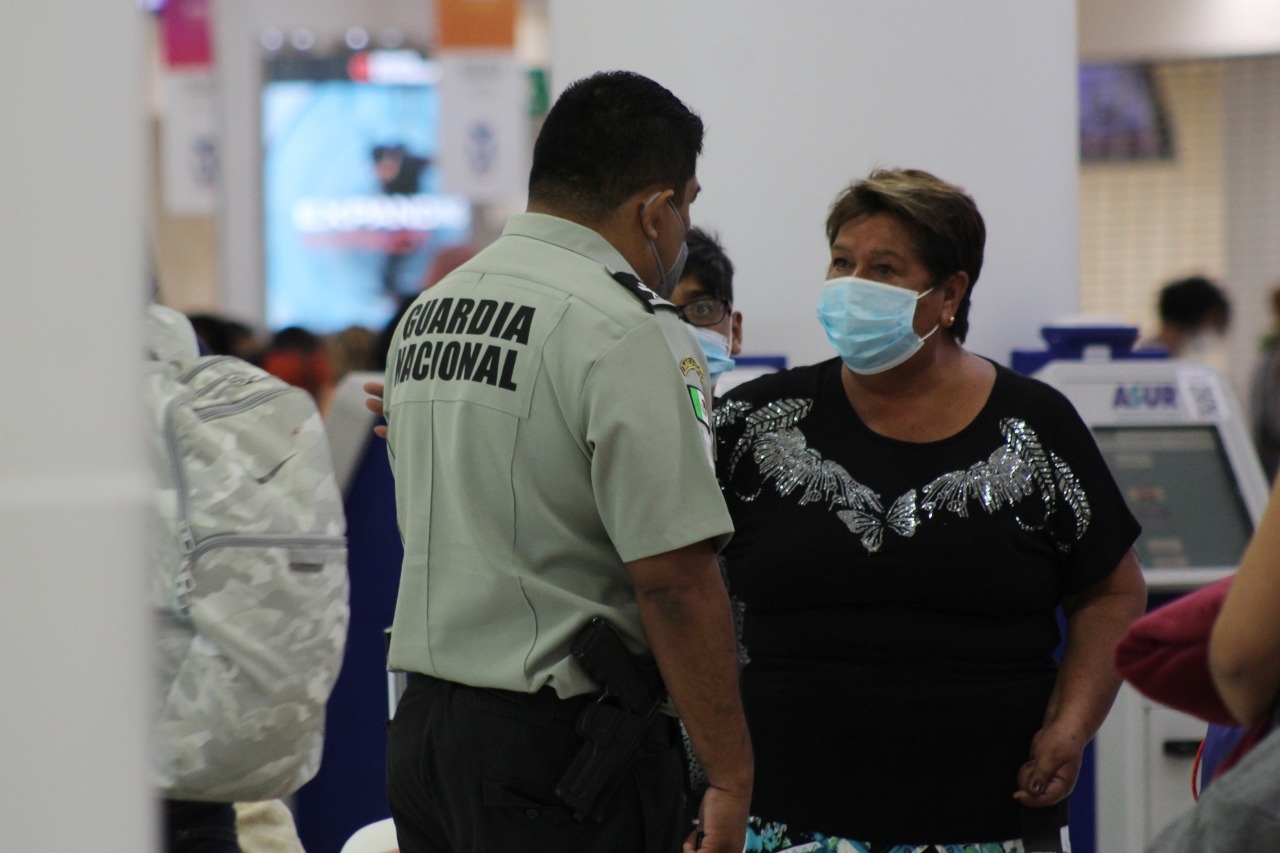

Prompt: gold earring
xmin=948 ymin=315 xmax=956 ymax=325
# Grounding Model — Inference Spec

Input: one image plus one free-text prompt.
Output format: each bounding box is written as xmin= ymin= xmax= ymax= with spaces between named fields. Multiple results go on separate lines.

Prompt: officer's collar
xmin=503 ymin=213 xmax=638 ymax=277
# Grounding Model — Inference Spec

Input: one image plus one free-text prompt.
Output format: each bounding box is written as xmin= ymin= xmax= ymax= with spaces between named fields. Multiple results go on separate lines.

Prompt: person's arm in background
xmin=364 ymin=380 xmax=388 ymax=438
xmin=1210 ymin=476 xmax=1280 ymax=726
xmin=628 ymin=541 xmax=753 ymax=853
xmin=1015 ymin=549 xmax=1148 ymax=807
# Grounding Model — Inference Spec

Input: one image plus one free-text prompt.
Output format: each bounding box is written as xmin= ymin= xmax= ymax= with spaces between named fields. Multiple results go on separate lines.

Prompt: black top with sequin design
xmin=714 ymin=357 xmax=1140 ymax=844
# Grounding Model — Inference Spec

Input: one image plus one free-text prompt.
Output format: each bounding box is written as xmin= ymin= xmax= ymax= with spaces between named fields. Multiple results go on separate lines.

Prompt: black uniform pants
xmin=387 ymin=674 xmax=684 ymax=853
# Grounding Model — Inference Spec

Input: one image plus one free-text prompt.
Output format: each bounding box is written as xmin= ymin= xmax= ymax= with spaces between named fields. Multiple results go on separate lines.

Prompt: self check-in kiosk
xmin=1034 ymin=357 xmax=1269 ymax=591
xmin=1016 ymin=326 xmax=1271 ymax=851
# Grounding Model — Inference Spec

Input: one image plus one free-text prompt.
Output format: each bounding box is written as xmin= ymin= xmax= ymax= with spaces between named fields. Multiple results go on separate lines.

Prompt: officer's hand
xmin=684 ymin=784 xmax=750 ymax=853
xmin=363 ymin=380 xmax=388 ymax=438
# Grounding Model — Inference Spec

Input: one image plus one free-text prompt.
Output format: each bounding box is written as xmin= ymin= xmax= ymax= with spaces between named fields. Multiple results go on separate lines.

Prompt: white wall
xmin=1077 ymin=56 xmax=1280 ymax=404
xmin=550 ymin=0 xmax=1080 ymax=369
xmin=0 ymin=4 xmax=152 ymax=851
xmin=1224 ymin=57 xmax=1280 ymax=400
xmin=1076 ymin=0 xmax=1280 ymax=404
xmin=1081 ymin=0 xmax=1280 ymax=61
xmin=1078 ymin=61 xmax=1227 ymax=335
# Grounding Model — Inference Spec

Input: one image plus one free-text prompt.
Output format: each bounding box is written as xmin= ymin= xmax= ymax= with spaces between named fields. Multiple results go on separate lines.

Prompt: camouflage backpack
xmin=145 ymin=306 xmax=349 ymax=802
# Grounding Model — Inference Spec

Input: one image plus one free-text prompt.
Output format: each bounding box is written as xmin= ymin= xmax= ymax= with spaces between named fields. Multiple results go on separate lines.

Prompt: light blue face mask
xmin=690 ymin=325 xmax=736 ymax=385
xmin=816 ymin=276 xmax=938 ymax=375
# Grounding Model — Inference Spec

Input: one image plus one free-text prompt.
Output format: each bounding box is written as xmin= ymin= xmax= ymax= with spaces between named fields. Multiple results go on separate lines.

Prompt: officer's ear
xmin=729 ymin=310 xmax=743 ymax=356
xmin=638 ymin=188 xmax=675 ymax=241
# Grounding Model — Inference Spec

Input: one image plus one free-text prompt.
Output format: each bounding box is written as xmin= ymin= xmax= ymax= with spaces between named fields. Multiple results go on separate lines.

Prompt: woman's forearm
xmin=1210 ymin=477 xmax=1280 ymax=725
xmin=1049 ymin=549 xmax=1148 ymax=738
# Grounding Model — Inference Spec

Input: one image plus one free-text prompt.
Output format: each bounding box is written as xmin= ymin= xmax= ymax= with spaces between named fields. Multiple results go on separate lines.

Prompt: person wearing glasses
xmin=713 ymin=168 xmax=1147 ymax=852
xmin=670 ymin=227 xmax=743 ymax=392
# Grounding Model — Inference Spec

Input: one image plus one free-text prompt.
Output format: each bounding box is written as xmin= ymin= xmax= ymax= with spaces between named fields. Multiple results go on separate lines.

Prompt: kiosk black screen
xmin=1092 ymin=426 xmax=1253 ymax=568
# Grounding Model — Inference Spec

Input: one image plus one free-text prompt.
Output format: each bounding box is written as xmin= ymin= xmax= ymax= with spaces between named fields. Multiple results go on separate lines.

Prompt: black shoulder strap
xmin=610 ymin=271 xmax=674 ymax=314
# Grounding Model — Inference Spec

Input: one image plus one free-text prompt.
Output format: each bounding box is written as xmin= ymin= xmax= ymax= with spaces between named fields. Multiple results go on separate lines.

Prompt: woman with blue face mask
xmin=713 ymin=169 xmax=1148 ymax=852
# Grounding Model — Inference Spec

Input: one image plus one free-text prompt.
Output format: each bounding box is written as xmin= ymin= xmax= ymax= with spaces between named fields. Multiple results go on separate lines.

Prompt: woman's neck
xmin=840 ymin=343 xmax=996 ymax=443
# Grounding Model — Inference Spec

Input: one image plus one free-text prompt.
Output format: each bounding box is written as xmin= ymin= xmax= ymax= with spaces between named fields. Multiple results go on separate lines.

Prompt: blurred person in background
xmin=1143 ymin=275 xmax=1230 ymax=360
xmin=324 ymin=325 xmax=381 ymax=386
xmin=188 ymin=312 xmax=265 ymax=361
xmin=260 ymin=326 xmax=336 ymax=415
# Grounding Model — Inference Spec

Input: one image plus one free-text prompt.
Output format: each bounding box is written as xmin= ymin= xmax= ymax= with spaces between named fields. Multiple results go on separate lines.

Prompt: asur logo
xmin=1113 ymin=384 xmax=1178 ymax=409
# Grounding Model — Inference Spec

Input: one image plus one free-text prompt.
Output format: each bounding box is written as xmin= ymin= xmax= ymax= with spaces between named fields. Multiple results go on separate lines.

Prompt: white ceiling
xmin=1080 ymin=0 xmax=1280 ymax=61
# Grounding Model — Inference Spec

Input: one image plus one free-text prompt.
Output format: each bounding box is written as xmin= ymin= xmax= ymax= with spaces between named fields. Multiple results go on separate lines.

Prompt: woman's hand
xmin=1013 ymin=721 xmax=1087 ymax=807
xmin=683 ymin=784 xmax=751 ymax=853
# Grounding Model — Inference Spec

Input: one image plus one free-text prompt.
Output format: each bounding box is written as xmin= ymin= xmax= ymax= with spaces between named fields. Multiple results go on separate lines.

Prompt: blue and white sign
xmin=163 ymin=70 xmax=218 ymax=215
xmin=438 ymin=52 xmax=528 ymax=203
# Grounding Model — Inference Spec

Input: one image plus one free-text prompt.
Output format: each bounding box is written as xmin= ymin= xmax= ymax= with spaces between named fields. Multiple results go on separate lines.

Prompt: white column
xmin=1223 ymin=57 xmax=1280 ymax=404
xmin=0 ymin=4 xmax=152 ymax=851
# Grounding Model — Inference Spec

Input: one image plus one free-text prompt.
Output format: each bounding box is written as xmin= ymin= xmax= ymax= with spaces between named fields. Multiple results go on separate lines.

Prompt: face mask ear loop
xmin=667 ymin=198 xmax=687 ymax=236
xmin=915 ymin=286 xmax=940 ymax=342
xmin=641 ymin=191 xmax=663 ymax=217
xmin=640 ymin=192 xmax=668 ymax=287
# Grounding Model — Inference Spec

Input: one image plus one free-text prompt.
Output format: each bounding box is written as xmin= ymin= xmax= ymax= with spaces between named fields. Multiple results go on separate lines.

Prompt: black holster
xmin=555 ymin=617 xmax=666 ymax=821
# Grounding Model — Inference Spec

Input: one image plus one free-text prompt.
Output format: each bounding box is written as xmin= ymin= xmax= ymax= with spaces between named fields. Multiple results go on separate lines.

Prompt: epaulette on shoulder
xmin=610 ymin=270 xmax=675 ymax=314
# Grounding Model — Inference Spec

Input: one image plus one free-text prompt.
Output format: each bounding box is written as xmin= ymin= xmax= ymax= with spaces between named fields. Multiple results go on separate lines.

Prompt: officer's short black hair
xmin=1159 ymin=275 xmax=1230 ymax=330
xmin=683 ymin=227 xmax=735 ymax=304
xmin=528 ymin=71 xmax=704 ymax=222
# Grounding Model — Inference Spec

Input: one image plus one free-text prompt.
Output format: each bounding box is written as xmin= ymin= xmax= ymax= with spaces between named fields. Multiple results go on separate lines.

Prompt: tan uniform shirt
xmin=384 ymin=212 xmax=733 ymax=697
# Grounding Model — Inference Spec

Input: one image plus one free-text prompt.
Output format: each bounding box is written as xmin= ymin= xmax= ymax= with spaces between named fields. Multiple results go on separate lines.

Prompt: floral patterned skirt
xmin=745 ymin=815 xmax=1063 ymax=853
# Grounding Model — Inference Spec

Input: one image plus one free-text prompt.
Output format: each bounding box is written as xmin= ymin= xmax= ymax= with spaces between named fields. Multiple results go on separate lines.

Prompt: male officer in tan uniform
xmin=382 ymin=71 xmax=752 ymax=853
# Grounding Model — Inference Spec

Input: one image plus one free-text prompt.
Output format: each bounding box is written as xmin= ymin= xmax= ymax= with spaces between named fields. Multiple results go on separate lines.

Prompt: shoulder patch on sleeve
xmin=688 ymin=384 xmax=710 ymax=428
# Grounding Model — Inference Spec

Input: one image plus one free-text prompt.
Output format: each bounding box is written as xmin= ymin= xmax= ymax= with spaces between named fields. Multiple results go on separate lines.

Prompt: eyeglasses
xmin=674 ymin=297 xmax=730 ymax=327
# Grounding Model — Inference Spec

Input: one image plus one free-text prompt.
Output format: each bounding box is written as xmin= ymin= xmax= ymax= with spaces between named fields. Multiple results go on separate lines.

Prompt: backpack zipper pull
xmin=175 ymin=522 xmax=196 ymax=616
xmin=177 ymin=520 xmax=196 ymax=555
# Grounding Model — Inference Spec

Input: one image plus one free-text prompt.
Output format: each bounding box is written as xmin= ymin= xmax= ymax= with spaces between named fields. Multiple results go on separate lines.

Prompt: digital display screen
xmin=1093 ymin=426 xmax=1252 ymax=569
xmin=1079 ymin=63 xmax=1173 ymax=161
xmin=262 ymin=51 xmax=472 ymax=333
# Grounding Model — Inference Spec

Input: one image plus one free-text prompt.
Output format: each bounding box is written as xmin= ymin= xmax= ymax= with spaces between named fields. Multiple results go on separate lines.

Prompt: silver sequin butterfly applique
xmin=732 ymin=401 xmax=1092 ymax=555
xmin=919 ymin=418 xmax=1091 ymax=551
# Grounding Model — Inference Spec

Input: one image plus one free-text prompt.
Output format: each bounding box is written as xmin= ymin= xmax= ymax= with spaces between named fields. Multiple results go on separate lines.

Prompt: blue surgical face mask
xmin=643 ymin=193 xmax=688 ymax=299
xmin=690 ymin=325 xmax=735 ymax=385
xmin=816 ymin=276 xmax=939 ymax=375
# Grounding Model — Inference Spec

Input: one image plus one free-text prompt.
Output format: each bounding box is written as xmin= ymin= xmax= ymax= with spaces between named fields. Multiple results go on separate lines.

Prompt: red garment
xmin=261 ymin=350 xmax=334 ymax=403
